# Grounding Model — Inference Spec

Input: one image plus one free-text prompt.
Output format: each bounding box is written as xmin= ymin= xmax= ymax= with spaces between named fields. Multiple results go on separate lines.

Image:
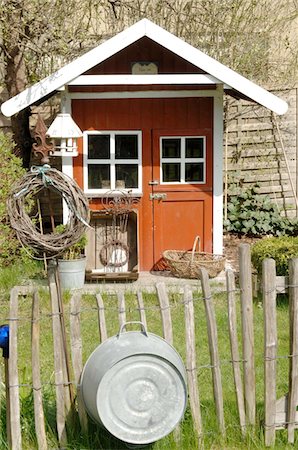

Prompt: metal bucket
xmin=57 ymin=258 xmax=86 ymax=289
xmin=80 ymin=322 xmax=187 ymax=445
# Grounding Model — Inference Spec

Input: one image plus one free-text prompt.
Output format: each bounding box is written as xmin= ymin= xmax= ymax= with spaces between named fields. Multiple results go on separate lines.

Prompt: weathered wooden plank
xmin=31 ymin=291 xmax=47 ymax=450
xmin=8 ymin=287 xmax=22 ymax=450
xmin=228 ymin=160 xmax=296 ymax=171
xmin=184 ymin=285 xmax=202 ymax=437
xmin=70 ymin=293 xmax=88 ymax=433
xmin=227 ymin=134 xmax=280 ymax=146
xmin=48 ymin=268 xmax=67 ymax=446
xmin=4 ymin=358 xmax=11 ymax=449
xmin=262 ymin=259 xmax=277 ymax=447
xmin=156 ymin=282 xmax=173 ymax=345
xmin=118 ymin=292 xmax=126 ymax=329
xmin=54 ymin=267 xmax=74 ymax=417
xmin=96 ymin=293 xmax=108 ymax=342
xmin=226 ymin=270 xmax=246 ymax=436
xmin=275 ymin=394 xmax=298 ymax=430
xmin=156 ymin=282 xmax=180 ymax=442
xmin=86 ymin=271 xmax=138 ymax=281
xmin=288 ymin=258 xmax=298 ymax=443
xmin=200 ymin=269 xmax=225 ymax=435
xmin=228 ymin=122 xmax=274 ymax=132
xmin=85 ymin=220 xmax=96 ymax=272
xmin=240 ymin=172 xmax=297 ymax=183
xmin=137 ymin=291 xmax=147 ymax=329
xmin=239 ymin=244 xmax=256 ymax=426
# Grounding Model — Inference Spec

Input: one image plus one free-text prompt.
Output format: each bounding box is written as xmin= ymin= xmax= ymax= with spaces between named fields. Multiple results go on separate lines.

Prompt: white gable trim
xmin=1 ymin=18 xmax=288 ymax=117
xmin=144 ymin=21 xmax=288 ymax=115
xmin=69 ymin=90 xmax=219 ymax=100
xmin=68 ymin=74 xmax=221 ymax=85
xmin=1 ymin=20 xmax=146 ymax=117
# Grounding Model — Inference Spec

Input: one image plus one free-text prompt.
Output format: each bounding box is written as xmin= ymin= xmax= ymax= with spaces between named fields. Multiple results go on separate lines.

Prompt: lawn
xmin=0 ymin=263 xmax=296 ymax=449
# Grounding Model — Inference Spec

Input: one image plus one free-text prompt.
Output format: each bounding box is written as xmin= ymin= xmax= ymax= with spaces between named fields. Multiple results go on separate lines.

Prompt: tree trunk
xmin=10 ymin=109 xmax=32 ymax=168
xmin=3 ymin=1 xmax=32 ymax=168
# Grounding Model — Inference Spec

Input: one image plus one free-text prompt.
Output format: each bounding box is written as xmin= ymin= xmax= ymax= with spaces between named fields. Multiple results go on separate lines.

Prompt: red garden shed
xmin=1 ymin=19 xmax=288 ymax=276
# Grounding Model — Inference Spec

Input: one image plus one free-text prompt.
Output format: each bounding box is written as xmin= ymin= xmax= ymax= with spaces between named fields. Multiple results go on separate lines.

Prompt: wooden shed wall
xmin=0 ymin=89 xmax=297 ymax=219
xmin=225 ymin=88 xmax=298 ymax=217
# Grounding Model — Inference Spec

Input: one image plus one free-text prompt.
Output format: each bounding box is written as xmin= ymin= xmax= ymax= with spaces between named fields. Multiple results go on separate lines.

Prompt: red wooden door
xmin=72 ymin=97 xmax=214 ymax=271
xmin=150 ymin=129 xmax=213 ymax=269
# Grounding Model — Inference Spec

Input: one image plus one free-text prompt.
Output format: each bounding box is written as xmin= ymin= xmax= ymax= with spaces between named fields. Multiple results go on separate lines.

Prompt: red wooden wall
xmin=72 ymin=97 xmax=213 ymax=271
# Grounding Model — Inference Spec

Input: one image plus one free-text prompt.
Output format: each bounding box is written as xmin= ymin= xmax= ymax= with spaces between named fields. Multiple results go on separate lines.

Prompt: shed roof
xmin=1 ymin=18 xmax=288 ymax=117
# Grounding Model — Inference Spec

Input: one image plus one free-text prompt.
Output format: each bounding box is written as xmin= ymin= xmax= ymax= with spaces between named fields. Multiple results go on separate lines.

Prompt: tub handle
xmin=118 ymin=321 xmax=148 ymax=337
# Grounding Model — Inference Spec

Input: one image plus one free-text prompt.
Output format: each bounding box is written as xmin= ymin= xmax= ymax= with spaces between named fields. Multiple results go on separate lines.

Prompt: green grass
xmin=0 ymin=267 xmax=296 ymax=449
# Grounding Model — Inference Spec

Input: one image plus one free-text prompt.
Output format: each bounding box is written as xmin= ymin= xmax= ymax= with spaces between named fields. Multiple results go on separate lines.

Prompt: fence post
xmin=239 ymin=243 xmax=256 ymax=425
xmin=263 ymin=258 xmax=277 ymax=447
xmin=288 ymin=258 xmax=298 ymax=443
xmin=70 ymin=293 xmax=88 ymax=434
xmin=184 ymin=284 xmax=202 ymax=438
xmin=226 ymin=269 xmax=246 ymax=436
xmin=156 ymin=282 xmax=173 ymax=345
xmin=48 ymin=267 xmax=67 ymax=446
xmin=200 ymin=268 xmax=225 ymax=435
xmin=117 ymin=292 xmax=126 ymax=329
xmin=8 ymin=287 xmax=22 ymax=450
xmin=137 ymin=291 xmax=147 ymax=330
xmin=31 ymin=291 xmax=47 ymax=450
xmin=156 ymin=282 xmax=180 ymax=442
xmin=96 ymin=294 xmax=108 ymax=342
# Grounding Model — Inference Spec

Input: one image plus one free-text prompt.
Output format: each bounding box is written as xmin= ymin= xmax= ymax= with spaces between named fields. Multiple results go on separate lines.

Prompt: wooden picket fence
xmin=3 ymin=243 xmax=298 ymax=449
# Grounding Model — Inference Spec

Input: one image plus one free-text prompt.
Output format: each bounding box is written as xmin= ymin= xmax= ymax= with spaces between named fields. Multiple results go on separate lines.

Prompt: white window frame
xmin=83 ymin=130 xmax=142 ymax=195
xmin=160 ymin=136 xmax=206 ymax=184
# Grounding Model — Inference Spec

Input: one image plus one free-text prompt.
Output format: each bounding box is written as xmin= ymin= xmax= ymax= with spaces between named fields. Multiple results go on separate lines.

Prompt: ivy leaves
xmin=224 ymin=183 xmax=298 ymax=236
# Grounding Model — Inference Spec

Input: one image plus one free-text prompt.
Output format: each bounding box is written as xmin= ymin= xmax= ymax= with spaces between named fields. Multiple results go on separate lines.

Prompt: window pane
xmin=162 ymin=163 xmax=180 ymax=182
xmin=116 ymin=164 xmax=138 ymax=189
xmin=185 ymin=138 xmax=204 ymax=158
xmin=88 ymin=164 xmax=110 ymax=189
xmin=185 ymin=162 xmax=204 ymax=182
xmin=115 ymin=135 xmax=138 ymax=159
xmin=88 ymin=135 xmax=110 ymax=159
xmin=162 ymin=139 xmax=181 ymax=158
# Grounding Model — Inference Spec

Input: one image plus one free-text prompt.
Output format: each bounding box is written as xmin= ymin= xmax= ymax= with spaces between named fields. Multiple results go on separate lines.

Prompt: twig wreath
xmin=99 ymin=240 xmax=129 ymax=268
xmin=7 ymin=165 xmax=90 ymax=259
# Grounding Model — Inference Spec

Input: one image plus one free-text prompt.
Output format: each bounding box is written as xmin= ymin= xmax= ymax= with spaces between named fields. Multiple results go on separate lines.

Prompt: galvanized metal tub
xmin=80 ymin=322 xmax=187 ymax=445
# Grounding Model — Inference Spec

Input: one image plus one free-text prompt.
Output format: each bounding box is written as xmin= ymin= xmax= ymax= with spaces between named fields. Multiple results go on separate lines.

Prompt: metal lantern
xmin=47 ymin=113 xmax=82 ymax=156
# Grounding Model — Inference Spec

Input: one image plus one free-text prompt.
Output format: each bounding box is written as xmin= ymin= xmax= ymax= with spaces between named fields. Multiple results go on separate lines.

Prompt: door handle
xmin=150 ymin=193 xmax=167 ymax=201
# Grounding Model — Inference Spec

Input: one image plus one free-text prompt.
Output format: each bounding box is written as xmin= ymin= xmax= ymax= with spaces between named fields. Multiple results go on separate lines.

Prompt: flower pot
xmin=57 ymin=257 xmax=86 ymax=289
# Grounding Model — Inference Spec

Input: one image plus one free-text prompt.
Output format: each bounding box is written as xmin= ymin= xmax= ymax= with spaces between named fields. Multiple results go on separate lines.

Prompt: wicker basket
xmin=163 ymin=236 xmax=225 ymax=279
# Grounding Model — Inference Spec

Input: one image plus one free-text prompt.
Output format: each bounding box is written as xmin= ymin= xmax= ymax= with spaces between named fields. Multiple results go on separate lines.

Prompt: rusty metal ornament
xmin=102 ymin=189 xmax=139 ymax=216
xmin=32 ymin=114 xmax=54 ymax=164
xmin=100 ymin=190 xmax=139 ymax=270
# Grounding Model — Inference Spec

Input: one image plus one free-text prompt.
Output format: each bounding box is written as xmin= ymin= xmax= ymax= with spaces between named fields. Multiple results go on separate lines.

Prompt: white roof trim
xmin=68 ymin=89 xmax=219 ymax=100
xmin=68 ymin=74 xmax=220 ymax=85
xmin=1 ymin=18 xmax=288 ymax=117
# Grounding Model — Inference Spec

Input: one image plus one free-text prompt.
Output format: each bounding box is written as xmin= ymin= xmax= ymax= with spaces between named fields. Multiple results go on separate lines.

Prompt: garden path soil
xmin=223 ymin=234 xmax=260 ymax=272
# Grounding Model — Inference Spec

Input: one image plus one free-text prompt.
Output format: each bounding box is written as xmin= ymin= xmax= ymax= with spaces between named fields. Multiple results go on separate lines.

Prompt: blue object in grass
xmin=0 ymin=325 xmax=9 ymax=358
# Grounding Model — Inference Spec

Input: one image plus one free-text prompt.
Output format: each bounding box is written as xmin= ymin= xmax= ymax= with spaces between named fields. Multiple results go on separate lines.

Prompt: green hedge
xmin=251 ymin=236 xmax=298 ymax=276
xmin=0 ymin=132 xmax=26 ymax=266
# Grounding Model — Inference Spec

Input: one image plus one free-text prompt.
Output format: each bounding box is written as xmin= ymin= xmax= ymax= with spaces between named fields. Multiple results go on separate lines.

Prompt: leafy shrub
xmin=0 ymin=256 xmax=41 ymax=292
xmin=0 ymin=132 xmax=27 ymax=266
xmin=224 ymin=179 xmax=298 ymax=236
xmin=54 ymin=224 xmax=87 ymax=260
xmin=251 ymin=236 xmax=298 ymax=275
